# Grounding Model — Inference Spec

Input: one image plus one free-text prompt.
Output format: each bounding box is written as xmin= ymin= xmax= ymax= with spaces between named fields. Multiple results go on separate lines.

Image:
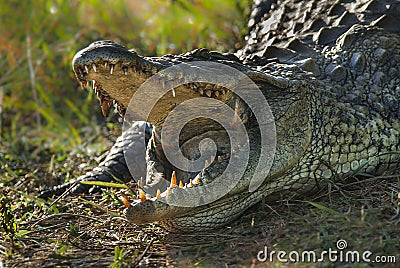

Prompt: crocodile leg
xmin=39 ymin=121 xmax=152 ymax=198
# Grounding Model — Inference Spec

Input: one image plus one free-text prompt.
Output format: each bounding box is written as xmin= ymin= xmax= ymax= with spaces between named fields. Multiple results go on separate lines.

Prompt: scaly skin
xmin=43 ymin=0 xmax=400 ymax=231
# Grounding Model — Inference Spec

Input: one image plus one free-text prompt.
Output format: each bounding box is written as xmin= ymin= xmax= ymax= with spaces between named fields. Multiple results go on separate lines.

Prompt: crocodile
xmin=41 ymin=0 xmax=400 ymax=231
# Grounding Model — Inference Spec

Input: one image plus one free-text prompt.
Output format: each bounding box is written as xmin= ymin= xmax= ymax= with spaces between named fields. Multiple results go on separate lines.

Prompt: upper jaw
xmin=72 ymin=40 xmax=166 ymax=116
xmin=72 ymin=40 xmax=238 ymax=120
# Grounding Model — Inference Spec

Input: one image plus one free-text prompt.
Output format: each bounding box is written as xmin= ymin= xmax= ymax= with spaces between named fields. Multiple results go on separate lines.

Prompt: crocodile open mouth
xmin=76 ymin=71 xmax=247 ymax=221
xmin=72 ymin=40 xmax=257 ymax=228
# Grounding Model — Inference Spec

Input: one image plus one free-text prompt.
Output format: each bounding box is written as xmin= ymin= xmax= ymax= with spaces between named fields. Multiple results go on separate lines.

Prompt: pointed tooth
xmin=172 ymin=88 xmax=176 ymax=97
xmin=156 ymin=189 xmax=161 ymax=199
xmin=214 ymin=91 xmax=219 ymax=97
xmin=188 ymin=179 xmax=194 ymax=188
xmin=232 ymin=99 xmax=240 ymax=129
xmin=205 ymin=90 xmax=212 ymax=97
xmin=123 ymin=67 xmax=128 ymax=75
xmin=84 ymin=65 xmax=89 ymax=73
xmin=78 ymin=68 xmax=84 ymax=78
xmin=170 ymin=171 xmax=177 ymax=188
xmin=166 ymin=187 xmax=171 ymax=196
xmin=221 ymin=89 xmax=226 ymax=94
xmin=199 ymin=88 xmax=204 ymax=95
xmin=110 ymin=65 xmax=114 ymax=74
xmin=193 ymin=177 xmax=201 ymax=185
xmin=179 ymin=180 xmax=184 ymax=188
xmin=79 ymin=81 xmax=86 ymax=89
xmin=92 ymin=63 xmax=97 ymax=72
xmin=119 ymin=193 xmax=131 ymax=208
xmin=104 ymin=62 xmax=108 ymax=67
xmin=205 ymin=159 xmax=209 ymax=167
xmin=138 ymin=189 xmax=146 ymax=202
xmin=101 ymin=100 xmax=112 ymax=117
xmin=218 ymin=156 xmax=223 ymax=162
xmin=235 ymin=99 xmax=240 ymax=114
xmin=205 ymin=84 xmax=213 ymax=90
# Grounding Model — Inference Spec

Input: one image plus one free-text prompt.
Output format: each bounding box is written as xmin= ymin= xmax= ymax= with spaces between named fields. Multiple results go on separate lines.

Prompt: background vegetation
xmin=1 ymin=1 xmax=399 ymax=267
xmin=0 ymin=0 xmax=249 ymax=156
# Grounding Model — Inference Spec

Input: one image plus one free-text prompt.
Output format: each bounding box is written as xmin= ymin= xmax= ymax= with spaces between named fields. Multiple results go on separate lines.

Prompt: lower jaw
xmin=156 ymin=189 xmax=263 ymax=232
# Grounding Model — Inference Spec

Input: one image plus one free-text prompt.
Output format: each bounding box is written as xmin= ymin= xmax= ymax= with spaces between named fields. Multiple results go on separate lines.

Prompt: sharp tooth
xmin=235 ymin=98 xmax=240 ymax=113
xmin=170 ymin=171 xmax=177 ymax=188
xmin=138 ymin=178 xmax=144 ymax=188
xmin=80 ymin=81 xmax=87 ymax=89
xmin=199 ymin=88 xmax=204 ymax=95
xmin=214 ymin=91 xmax=220 ymax=97
xmin=84 ymin=65 xmax=89 ymax=73
xmin=119 ymin=193 xmax=131 ymax=207
xmin=172 ymin=88 xmax=176 ymax=97
xmin=179 ymin=180 xmax=184 ymax=188
xmin=110 ymin=65 xmax=114 ymax=74
xmin=166 ymin=187 xmax=171 ymax=196
xmin=218 ymin=155 xmax=223 ymax=162
xmin=188 ymin=179 xmax=194 ymax=188
xmin=205 ymin=84 xmax=213 ymax=90
xmin=193 ymin=177 xmax=201 ymax=185
xmin=205 ymin=90 xmax=212 ymax=97
xmin=232 ymin=99 xmax=240 ymax=129
xmin=221 ymin=89 xmax=226 ymax=94
xmin=138 ymin=189 xmax=146 ymax=202
xmin=78 ymin=68 xmax=84 ymax=78
xmin=205 ymin=159 xmax=209 ymax=167
xmin=104 ymin=62 xmax=108 ymax=67
xmin=101 ymin=100 xmax=112 ymax=117
xmin=92 ymin=64 xmax=97 ymax=72
xmin=156 ymin=189 xmax=161 ymax=199
xmin=123 ymin=67 xmax=128 ymax=75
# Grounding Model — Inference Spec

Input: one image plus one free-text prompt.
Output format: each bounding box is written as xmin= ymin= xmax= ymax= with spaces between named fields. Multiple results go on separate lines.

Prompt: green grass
xmin=1 ymin=1 xmax=399 ymax=267
xmin=1 ymin=169 xmax=398 ymax=267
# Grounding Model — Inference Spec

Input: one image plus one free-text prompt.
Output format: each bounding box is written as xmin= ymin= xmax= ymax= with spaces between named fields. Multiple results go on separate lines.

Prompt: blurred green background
xmin=0 ymin=0 xmax=250 ymax=157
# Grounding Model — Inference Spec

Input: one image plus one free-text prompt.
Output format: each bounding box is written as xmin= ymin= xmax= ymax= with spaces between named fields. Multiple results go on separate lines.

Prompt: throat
xmin=148 ymin=122 xmax=231 ymax=182
xmin=143 ymin=96 xmax=253 ymax=193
